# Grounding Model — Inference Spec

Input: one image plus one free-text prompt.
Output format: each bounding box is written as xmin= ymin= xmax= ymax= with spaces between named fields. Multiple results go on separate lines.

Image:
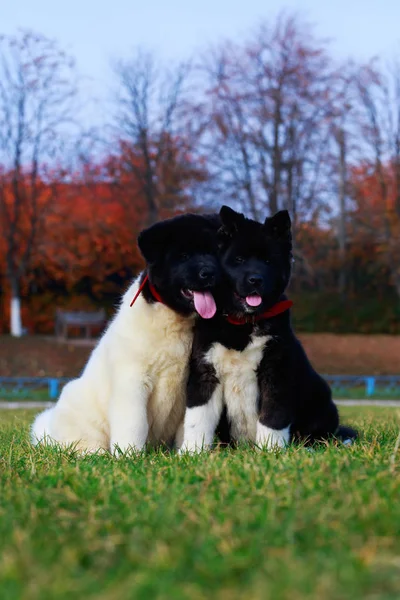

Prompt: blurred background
xmin=1 ymin=1 xmax=400 ymax=382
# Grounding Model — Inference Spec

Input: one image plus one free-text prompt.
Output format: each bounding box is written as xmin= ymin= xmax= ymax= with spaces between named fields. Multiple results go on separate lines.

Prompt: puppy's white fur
xmin=31 ymin=275 xmax=195 ymax=453
xmin=205 ymin=335 xmax=270 ymax=442
xmin=181 ymin=334 xmax=285 ymax=453
xmin=256 ymin=422 xmax=290 ymax=449
xmin=179 ymin=386 xmax=223 ymax=453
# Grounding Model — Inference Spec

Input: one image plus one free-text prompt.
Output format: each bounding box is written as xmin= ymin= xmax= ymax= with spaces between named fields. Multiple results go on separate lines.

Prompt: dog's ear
xmin=264 ymin=210 xmax=291 ymax=240
xmin=218 ymin=206 xmax=245 ymax=240
xmin=137 ymin=221 xmax=169 ymax=264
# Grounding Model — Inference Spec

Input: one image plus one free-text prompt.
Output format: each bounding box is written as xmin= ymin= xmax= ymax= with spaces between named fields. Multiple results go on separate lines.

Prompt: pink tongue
xmin=246 ymin=295 xmax=262 ymax=307
xmin=193 ymin=291 xmax=217 ymax=319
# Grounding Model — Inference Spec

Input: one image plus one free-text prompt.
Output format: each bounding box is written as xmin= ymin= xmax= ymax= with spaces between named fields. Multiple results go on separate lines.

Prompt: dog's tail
xmin=31 ymin=408 xmax=54 ymax=445
xmin=336 ymin=424 xmax=358 ymax=445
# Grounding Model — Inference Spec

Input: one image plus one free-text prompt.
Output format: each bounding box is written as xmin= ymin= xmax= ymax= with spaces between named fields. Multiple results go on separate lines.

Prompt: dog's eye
xmin=265 ymin=259 xmax=271 ymax=265
xmin=235 ymin=256 xmax=245 ymax=264
xmin=180 ymin=252 xmax=189 ymax=260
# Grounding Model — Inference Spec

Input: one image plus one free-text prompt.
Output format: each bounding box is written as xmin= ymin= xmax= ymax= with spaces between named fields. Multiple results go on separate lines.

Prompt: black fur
xmin=217 ymin=206 xmax=292 ymax=318
xmin=187 ymin=206 xmax=357 ymax=446
xmin=137 ymin=213 xmax=221 ymax=317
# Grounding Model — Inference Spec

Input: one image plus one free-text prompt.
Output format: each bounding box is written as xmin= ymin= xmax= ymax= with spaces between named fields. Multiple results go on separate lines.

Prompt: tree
xmin=201 ymin=13 xmax=335 ymax=226
xmin=34 ymin=172 xmax=143 ymax=295
xmin=328 ymin=74 xmax=355 ymax=298
xmin=112 ymin=50 xmax=207 ymax=227
xmin=353 ymin=58 xmax=400 ymax=297
xmin=0 ymin=31 xmax=77 ymax=335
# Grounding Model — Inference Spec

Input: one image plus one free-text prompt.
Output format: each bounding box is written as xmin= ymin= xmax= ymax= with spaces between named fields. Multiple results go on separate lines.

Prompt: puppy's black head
xmin=218 ymin=206 xmax=292 ymax=316
xmin=138 ymin=214 xmax=220 ymax=318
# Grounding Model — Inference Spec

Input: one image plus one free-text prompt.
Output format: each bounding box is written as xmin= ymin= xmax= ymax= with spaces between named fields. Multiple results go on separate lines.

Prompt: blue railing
xmin=323 ymin=375 xmax=400 ymax=397
xmin=0 ymin=377 xmax=70 ymax=400
xmin=0 ymin=375 xmax=400 ymax=400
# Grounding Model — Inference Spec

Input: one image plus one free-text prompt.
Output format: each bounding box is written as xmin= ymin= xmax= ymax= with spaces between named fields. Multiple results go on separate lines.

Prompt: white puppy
xmin=31 ymin=214 xmax=219 ymax=453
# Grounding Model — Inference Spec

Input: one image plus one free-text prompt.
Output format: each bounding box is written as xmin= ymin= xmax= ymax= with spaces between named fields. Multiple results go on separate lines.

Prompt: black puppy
xmin=180 ymin=206 xmax=357 ymax=452
xmin=138 ymin=213 xmax=221 ymax=319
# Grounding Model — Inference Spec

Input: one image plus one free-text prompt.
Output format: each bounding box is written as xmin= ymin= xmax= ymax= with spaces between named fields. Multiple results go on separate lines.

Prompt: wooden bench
xmin=55 ymin=309 xmax=106 ymax=341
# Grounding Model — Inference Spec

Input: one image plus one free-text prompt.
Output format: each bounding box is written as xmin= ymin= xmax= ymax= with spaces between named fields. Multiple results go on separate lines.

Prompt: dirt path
xmin=1 ymin=334 xmax=400 ymax=377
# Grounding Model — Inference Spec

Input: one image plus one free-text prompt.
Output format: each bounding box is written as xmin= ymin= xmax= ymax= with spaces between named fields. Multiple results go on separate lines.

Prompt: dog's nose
xmin=247 ymin=274 xmax=263 ymax=288
xmin=199 ymin=267 xmax=215 ymax=282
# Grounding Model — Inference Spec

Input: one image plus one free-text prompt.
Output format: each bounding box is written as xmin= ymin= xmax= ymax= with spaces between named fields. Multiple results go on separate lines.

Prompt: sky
xmin=3 ymin=0 xmax=400 ymax=124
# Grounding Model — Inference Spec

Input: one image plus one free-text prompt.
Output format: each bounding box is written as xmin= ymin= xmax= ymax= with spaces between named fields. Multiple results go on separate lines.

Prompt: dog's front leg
xmin=256 ymin=351 xmax=293 ymax=451
xmin=179 ymin=357 xmax=223 ymax=454
xmin=109 ymin=374 xmax=150 ymax=455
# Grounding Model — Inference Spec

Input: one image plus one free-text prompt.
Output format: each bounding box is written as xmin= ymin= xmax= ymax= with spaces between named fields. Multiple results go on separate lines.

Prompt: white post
xmin=10 ymin=296 xmax=22 ymax=337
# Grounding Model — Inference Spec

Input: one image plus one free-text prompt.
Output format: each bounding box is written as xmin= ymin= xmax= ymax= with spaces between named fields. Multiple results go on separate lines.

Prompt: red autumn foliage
xmin=0 ymin=142 xmax=207 ymax=333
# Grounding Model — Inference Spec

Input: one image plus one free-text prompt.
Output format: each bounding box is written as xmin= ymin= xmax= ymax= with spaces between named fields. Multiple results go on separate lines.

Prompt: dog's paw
xmin=342 ymin=438 xmax=354 ymax=446
xmin=77 ymin=447 xmax=108 ymax=457
xmin=256 ymin=422 xmax=290 ymax=451
xmin=111 ymin=442 xmax=144 ymax=458
xmin=178 ymin=441 xmax=211 ymax=456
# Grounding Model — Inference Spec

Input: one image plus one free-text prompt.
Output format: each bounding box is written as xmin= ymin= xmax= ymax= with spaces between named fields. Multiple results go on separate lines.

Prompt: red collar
xmin=130 ymin=277 xmax=292 ymax=323
xmin=130 ymin=274 xmax=164 ymax=307
xmin=225 ymin=299 xmax=293 ymax=325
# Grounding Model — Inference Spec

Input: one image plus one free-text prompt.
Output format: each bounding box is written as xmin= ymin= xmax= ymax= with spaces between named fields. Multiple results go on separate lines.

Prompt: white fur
xmin=179 ymin=386 xmax=223 ymax=453
xmin=31 ymin=274 xmax=195 ymax=453
xmin=206 ymin=335 xmax=270 ymax=442
xmin=180 ymin=334 xmax=271 ymax=451
xmin=256 ymin=422 xmax=290 ymax=449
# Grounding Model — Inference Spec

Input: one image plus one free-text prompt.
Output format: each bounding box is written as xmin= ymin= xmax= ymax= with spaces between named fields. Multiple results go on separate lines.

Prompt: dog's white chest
xmin=147 ymin=329 xmax=192 ymax=443
xmin=205 ymin=335 xmax=270 ymax=441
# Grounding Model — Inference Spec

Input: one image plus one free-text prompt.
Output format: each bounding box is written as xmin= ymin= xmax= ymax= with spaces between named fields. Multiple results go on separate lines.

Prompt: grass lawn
xmin=1 ymin=407 xmax=400 ymax=600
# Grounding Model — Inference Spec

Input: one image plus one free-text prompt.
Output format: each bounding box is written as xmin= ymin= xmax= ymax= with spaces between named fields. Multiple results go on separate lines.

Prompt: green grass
xmin=1 ymin=408 xmax=400 ymax=600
